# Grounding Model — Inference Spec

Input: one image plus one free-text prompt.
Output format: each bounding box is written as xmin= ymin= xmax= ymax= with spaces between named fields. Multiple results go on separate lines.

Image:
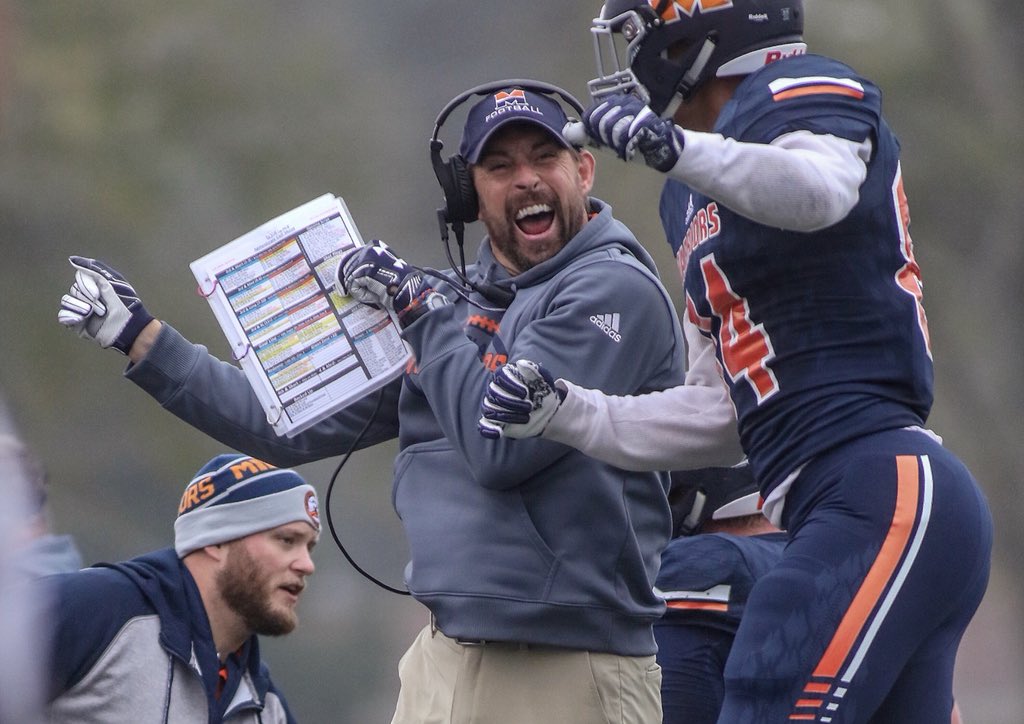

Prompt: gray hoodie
xmin=128 ymin=198 xmax=687 ymax=655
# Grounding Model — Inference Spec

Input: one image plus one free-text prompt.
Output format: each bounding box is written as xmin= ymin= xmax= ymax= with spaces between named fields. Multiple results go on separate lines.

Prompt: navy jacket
xmin=45 ymin=548 xmax=294 ymax=723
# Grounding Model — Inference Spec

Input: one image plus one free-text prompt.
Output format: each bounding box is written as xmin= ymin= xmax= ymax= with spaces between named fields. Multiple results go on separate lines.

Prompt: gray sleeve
xmin=672 ymin=129 xmax=871 ymax=231
xmin=124 ymin=323 xmax=400 ymax=466
xmin=543 ymin=316 xmax=743 ymax=470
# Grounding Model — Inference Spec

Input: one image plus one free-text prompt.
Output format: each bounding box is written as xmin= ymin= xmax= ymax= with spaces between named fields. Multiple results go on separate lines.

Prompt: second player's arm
xmin=542 ymin=316 xmax=743 ymax=471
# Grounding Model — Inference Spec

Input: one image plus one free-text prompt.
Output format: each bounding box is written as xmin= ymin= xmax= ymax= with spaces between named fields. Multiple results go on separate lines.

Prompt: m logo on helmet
xmin=653 ymin=0 xmax=734 ymax=21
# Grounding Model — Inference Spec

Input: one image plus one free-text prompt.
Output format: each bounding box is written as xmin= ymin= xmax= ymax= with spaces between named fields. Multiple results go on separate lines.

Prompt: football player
xmin=480 ymin=2 xmax=991 ymax=721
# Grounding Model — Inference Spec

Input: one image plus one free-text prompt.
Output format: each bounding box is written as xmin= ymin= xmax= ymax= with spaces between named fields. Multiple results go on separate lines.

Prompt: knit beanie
xmin=174 ymin=453 xmax=320 ymax=558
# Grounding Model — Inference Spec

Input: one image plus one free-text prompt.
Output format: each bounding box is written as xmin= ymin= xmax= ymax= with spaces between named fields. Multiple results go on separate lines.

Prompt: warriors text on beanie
xmin=174 ymin=454 xmax=320 ymax=558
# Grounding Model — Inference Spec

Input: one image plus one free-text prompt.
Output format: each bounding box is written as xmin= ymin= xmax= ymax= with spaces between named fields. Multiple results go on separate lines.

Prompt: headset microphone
xmin=431 ymin=209 xmax=517 ymax=309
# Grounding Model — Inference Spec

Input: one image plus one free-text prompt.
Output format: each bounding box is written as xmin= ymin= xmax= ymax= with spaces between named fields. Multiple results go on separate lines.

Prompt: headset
xmin=428 ymin=78 xmax=585 ymax=308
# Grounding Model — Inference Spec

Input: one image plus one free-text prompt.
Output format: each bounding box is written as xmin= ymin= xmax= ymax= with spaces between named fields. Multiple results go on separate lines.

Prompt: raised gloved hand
xmin=57 ymin=256 xmax=154 ymax=354
xmin=582 ymin=93 xmax=685 ymax=172
xmin=336 ymin=240 xmax=447 ymax=328
xmin=478 ymin=359 xmax=566 ymax=440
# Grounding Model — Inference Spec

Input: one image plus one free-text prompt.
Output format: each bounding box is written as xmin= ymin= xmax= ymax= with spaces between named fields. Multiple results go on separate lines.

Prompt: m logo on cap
xmin=494 ymin=89 xmax=528 ymax=107
xmin=485 ymin=88 xmax=543 ymax=124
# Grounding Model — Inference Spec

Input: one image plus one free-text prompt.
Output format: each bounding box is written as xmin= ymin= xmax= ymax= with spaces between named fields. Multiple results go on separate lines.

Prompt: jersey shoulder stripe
xmin=768 ymin=75 xmax=866 ymax=101
xmin=719 ymin=54 xmax=882 ymax=151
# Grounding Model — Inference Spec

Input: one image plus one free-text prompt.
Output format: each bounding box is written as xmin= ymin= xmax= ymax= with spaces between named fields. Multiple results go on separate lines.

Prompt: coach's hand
xmin=479 ymin=360 xmax=566 ymax=439
xmin=58 ymin=256 xmax=154 ymax=355
xmin=582 ymin=92 xmax=684 ymax=172
xmin=337 ymin=240 xmax=447 ymax=328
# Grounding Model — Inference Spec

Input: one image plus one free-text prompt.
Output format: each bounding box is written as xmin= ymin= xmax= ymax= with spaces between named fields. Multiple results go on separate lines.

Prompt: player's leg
xmin=716 ymin=505 xmax=879 ymax=719
xmin=656 ymin=622 xmax=732 ymax=723
xmin=866 ymin=622 xmax=959 ymax=724
xmin=866 ymin=442 xmax=991 ymax=722
xmin=717 ymin=429 xmax=991 ymax=723
xmin=716 ymin=458 xmax=891 ymax=722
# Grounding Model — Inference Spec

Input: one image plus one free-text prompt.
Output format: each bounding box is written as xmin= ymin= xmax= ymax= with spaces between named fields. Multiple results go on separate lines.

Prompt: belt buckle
xmin=431 ymin=612 xmax=484 ymax=644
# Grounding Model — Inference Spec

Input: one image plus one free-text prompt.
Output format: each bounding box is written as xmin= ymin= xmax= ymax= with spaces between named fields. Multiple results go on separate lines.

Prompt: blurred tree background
xmin=1 ymin=1 xmax=1021 ymax=721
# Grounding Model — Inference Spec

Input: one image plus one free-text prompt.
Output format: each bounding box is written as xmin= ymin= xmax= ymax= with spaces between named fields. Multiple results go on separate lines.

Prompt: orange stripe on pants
xmin=811 ymin=455 xmax=920 ymax=679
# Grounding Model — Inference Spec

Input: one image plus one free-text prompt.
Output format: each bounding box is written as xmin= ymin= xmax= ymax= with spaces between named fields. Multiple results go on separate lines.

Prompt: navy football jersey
xmin=661 ymin=54 xmax=934 ymax=493
xmin=654 ymin=532 xmax=787 ymax=724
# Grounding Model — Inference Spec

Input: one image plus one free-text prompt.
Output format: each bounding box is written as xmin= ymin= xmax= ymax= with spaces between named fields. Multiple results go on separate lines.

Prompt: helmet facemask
xmin=585 ymin=0 xmax=807 ymax=118
xmin=586 ymin=5 xmax=652 ymax=104
xmin=587 ymin=1 xmax=721 ymax=117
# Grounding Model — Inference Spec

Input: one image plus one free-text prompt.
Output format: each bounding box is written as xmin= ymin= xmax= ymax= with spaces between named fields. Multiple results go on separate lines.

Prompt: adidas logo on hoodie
xmin=589 ymin=313 xmax=621 ymax=343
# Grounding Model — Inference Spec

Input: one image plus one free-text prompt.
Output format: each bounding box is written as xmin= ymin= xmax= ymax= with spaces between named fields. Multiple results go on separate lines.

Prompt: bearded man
xmin=43 ymin=454 xmax=319 ymax=724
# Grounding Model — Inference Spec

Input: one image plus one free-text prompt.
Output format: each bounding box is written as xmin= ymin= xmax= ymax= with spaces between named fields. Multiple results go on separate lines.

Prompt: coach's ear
xmin=576 ymin=148 xmax=596 ymax=195
xmin=198 ymin=543 xmax=228 ymax=563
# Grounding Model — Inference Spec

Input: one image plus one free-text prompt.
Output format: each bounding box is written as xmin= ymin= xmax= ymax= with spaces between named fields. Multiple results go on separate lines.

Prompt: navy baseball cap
xmin=459 ymin=86 xmax=575 ymax=164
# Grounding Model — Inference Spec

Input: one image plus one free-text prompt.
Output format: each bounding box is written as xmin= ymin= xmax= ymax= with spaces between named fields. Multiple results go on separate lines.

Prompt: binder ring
xmin=266 ymin=405 xmax=283 ymax=426
xmin=197 ymin=277 xmax=219 ymax=298
xmin=231 ymin=342 xmax=251 ymax=361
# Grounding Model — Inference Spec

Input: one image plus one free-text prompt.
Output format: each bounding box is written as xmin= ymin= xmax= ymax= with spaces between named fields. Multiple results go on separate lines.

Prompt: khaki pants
xmin=390 ymin=624 xmax=662 ymax=724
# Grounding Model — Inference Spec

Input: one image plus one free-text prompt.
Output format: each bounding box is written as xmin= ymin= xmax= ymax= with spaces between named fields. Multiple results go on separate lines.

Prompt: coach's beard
xmin=487 ymin=193 xmax=586 ymax=273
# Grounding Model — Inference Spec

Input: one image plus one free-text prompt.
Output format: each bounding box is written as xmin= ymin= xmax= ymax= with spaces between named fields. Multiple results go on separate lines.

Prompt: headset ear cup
xmin=447 ymin=154 xmax=478 ymax=223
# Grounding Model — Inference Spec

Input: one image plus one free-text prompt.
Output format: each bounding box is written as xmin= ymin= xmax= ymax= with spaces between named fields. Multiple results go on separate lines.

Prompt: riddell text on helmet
xmin=764 ymin=46 xmax=806 ymax=64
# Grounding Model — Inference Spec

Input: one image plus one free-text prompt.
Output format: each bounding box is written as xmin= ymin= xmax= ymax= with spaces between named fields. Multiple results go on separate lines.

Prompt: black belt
xmin=430 ymin=613 xmax=531 ymax=649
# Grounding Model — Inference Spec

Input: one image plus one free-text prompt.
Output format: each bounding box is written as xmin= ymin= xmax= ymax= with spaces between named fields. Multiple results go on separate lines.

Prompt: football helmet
xmin=668 ymin=462 xmax=763 ymax=537
xmin=587 ymin=0 xmax=806 ymax=116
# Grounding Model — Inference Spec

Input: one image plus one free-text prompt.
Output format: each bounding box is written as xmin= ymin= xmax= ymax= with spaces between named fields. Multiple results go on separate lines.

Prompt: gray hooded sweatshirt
xmin=127 ymin=199 xmax=687 ymax=655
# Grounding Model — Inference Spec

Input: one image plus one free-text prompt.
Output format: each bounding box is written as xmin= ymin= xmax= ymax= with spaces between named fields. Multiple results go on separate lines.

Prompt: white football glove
xmin=581 ymin=92 xmax=685 ymax=172
xmin=57 ymin=256 xmax=153 ymax=354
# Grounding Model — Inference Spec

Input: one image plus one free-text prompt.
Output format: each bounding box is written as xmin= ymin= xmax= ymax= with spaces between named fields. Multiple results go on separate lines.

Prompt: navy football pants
xmin=718 ymin=428 xmax=992 ymax=723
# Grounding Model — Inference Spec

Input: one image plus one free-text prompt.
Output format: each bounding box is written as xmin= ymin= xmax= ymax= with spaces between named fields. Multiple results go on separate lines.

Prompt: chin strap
xmin=678 ymin=36 xmax=718 ymax=103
